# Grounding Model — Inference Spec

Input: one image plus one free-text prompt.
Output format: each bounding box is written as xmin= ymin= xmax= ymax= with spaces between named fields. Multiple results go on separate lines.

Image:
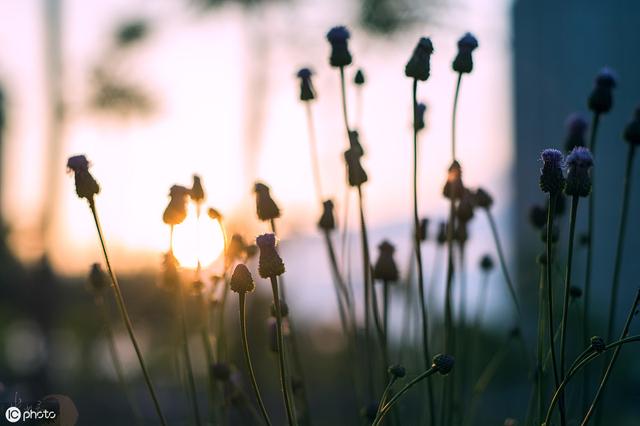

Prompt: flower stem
xmin=535 ymin=264 xmax=547 ymax=425
xmin=94 ymin=295 xmax=143 ymax=424
xmin=239 ymin=293 xmax=273 ymax=426
xmin=605 ymin=145 xmax=636 ymax=344
xmin=374 ymin=375 xmax=398 ymax=420
xmin=411 ymin=78 xmax=436 ymax=426
xmin=177 ymin=274 xmax=202 ymax=426
xmin=88 ymin=200 xmax=167 ymax=426
xmin=451 ymin=72 xmax=462 ymax=161
xmin=370 ymin=280 xmax=389 ymax=376
xmin=373 ymin=367 xmax=438 ymax=426
xmin=581 ymin=288 xmax=640 ymax=425
xmin=304 ymin=103 xmax=324 ymax=202
xmin=545 ymin=194 xmax=565 ymax=425
xmin=270 ymin=276 xmax=297 ymax=426
xmin=339 ymin=66 xmax=350 ymax=139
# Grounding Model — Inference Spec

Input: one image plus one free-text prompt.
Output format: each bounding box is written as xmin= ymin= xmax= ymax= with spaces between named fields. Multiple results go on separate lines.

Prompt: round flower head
xmin=452 ymin=32 xmax=479 ymax=74
xmin=163 ymin=185 xmax=190 ymax=225
xmin=564 ymin=113 xmax=588 ymax=151
xmin=456 ymin=190 xmax=475 ymax=223
xmin=405 ymin=37 xmax=434 ymax=81
xmin=418 ymin=217 xmax=429 ymax=242
xmin=480 ymin=254 xmax=494 ymax=272
xmin=87 ymin=263 xmax=109 ymax=293
xmin=230 ymin=264 xmax=255 ymax=294
xmin=564 ymin=147 xmax=594 ymax=197
xmin=373 ymin=240 xmax=399 ymax=282
xmin=354 ymin=68 xmax=366 ymax=85
xmin=623 ymin=107 xmax=640 ymax=146
xmin=539 ymin=149 xmax=565 ymax=195
xmin=344 ymin=146 xmax=368 ymax=187
xmin=529 ymin=205 xmax=547 ymax=229
xmin=254 ymin=182 xmax=281 ymax=221
xmin=296 ymin=67 xmax=316 ymax=102
xmin=190 ymin=175 xmax=205 ymax=203
xmin=436 ymin=221 xmax=448 ymax=245
xmin=474 ymin=187 xmax=493 ymax=209
xmin=318 ymin=199 xmax=336 ymax=231
xmin=388 ymin=364 xmax=406 ymax=378
xmin=443 ymin=160 xmax=464 ymax=200
xmin=326 ymin=26 xmax=352 ymax=67
xmin=414 ymin=102 xmax=427 ymax=131
xmin=256 ymin=233 xmax=285 ymax=278
xmin=432 ymin=353 xmax=454 ymax=375
xmin=67 ymin=155 xmax=100 ymax=201
xmin=348 ymin=130 xmax=364 ymax=155
xmin=588 ymin=67 xmax=617 ymax=114
xmin=590 ymin=336 xmax=606 ymax=353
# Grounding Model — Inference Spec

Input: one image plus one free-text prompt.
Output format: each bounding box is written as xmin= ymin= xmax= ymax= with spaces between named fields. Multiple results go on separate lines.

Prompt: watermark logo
xmin=4 ymin=407 xmax=20 ymax=423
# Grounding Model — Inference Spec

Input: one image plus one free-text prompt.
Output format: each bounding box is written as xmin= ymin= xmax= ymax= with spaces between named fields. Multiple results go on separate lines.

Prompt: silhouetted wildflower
xmin=541 ymin=224 xmax=560 ymax=244
xmin=443 ymin=161 xmax=464 ymax=200
xmin=623 ymin=107 xmax=640 ymax=146
xmin=388 ymin=364 xmax=406 ymax=378
xmin=230 ymin=264 xmax=255 ymax=294
xmin=452 ymin=32 xmax=478 ymax=74
xmin=190 ymin=175 xmax=205 ymax=203
xmin=456 ymin=190 xmax=475 ymax=223
xmin=432 ymin=354 xmax=454 ymax=375
xmin=354 ymin=69 xmax=365 ymax=85
xmin=88 ymin=263 xmax=109 ymax=293
xmin=564 ymin=113 xmax=588 ymax=151
xmin=67 ymin=155 xmax=100 ymax=201
xmin=318 ymin=200 xmax=336 ymax=231
xmin=565 ymin=147 xmax=594 ymax=197
xmin=326 ymin=26 xmax=352 ymax=67
xmin=207 ymin=208 xmax=222 ymax=221
xmin=344 ymin=145 xmax=368 ymax=187
xmin=474 ymin=187 xmax=493 ymax=209
xmin=373 ymin=240 xmax=399 ymax=282
xmin=405 ymin=37 xmax=434 ymax=81
xmin=588 ymin=67 xmax=617 ymax=114
xmin=297 ymin=68 xmax=316 ymax=102
xmin=256 ymin=233 xmax=285 ymax=278
xmin=539 ymin=149 xmax=565 ymax=195
xmin=418 ymin=217 xmax=429 ymax=242
xmin=163 ymin=185 xmax=190 ymax=226
xmin=254 ymin=182 xmax=281 ymax=221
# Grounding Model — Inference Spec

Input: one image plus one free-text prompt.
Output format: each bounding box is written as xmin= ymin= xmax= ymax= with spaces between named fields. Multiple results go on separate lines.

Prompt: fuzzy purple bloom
xmin=564 ymin=113 xmax=588 ymax=151
xmin=539 ymin=149 xmax=565 ymax=194
xmin=256 ymin=233 xmax=285 ymax=278
xmin=588 ymin=67 xmax=617 ymax=114
xmin=565 ymin=147 xmax=594 ymax=197
xmin=67 ymin=155 xmax=100 ymax=201
xmin=326 ymin=26 xmax=352 ymax=67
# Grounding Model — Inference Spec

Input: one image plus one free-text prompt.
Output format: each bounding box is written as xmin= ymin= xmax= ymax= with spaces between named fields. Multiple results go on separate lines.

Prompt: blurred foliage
xmin=115 ymin=19 xmax=150 ymax=48
xmin=89 ymin=69 xmax=156 ymax=119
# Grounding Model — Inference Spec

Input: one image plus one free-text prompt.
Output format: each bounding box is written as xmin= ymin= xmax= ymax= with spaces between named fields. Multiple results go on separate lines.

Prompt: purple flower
xmin=564 ymin=113 xmax=588 ymax=151
xmin=254 ymin=182 xmax=281 ymax=221
xmin=539 ymin=149 xmax=565 ymax=194
xmin=588 ymin=67 xmax=617 ymax=114
xmin=565 ymin=147 xmax=594 ymax=197
xmin=326 ymin=26 xmax=352 ymax=67
xmin=405 ymin=37 xmax=434 ymax=81
xmin=256 ymin=233 xmax=285 ymax=278
xmin=452 ymin=32 xmax=479 ymax=74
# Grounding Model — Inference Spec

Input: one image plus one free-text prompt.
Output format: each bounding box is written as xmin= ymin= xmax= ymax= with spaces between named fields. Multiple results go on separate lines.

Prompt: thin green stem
xmin=339 ymin=66 xmax=351 ymax=139
xmin=545 ymin=194 xmax=564 ymax=425
xmin=374 ymin=376 xmax=398 ymax=419
xmin=178 ymin=275 xmax=202 ymax=426
xmin=535 ymin=264 xmax=547 ymax=425
xmin=451 ymin=73 xmax=462 ymax=161
xmin=239 ymin=293 xmax=273 ymax=426
xmin=95 ymin=295 xmax=143 ymax=424
xmin=88 ymin=200 xmax=167 ymax=426
xmin=270 ymin=276 xmax=297 ymax=426
xmin=411 ymin=78 xmax=436 ymax=426
xmin=373 ymin=367 xmax=438 ymax=426
xmin=605 ymin=145 xmax=636 ymax=343
xmin=558 ymin=196 xmax=579 ymax=418
xmin=581 ymin=289 xmax=640 ymax=426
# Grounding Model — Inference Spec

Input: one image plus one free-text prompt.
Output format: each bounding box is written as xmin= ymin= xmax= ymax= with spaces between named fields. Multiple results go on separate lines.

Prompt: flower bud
xmin=443 ymin=161 xmax=464 ymax=200
xmin=388 ymin=364 xmax=406 ymax=378
xmin=590 ymin=336 xmax=606 ymax=353
xmin=474 ymin=187 xmax=493 ymax=209
xmin=87 ymin=263 xmax=109 ymax=293
xmin=344 ymin=146 xmax=368 ymax=187
xmin=436 ymin=221 xmax=448 ymax=246
xmin=354 ymin=69 xmax=366 ymax=85
xmin=270 ymin=300 xmax=289 ymax=318
xmin=414 ymin=102 xmax=427 ymax=132
xmin=318 ymin=200 xmax=336 ymax=231
xmin=564 ymin=113 xmax=588 ymax=151
xmin=326 ymin=26 xmax=352 ymax=67
xmin=623 ymin=107 xmax=640 ymax=146
xmin=432 ymin=353 xmax=454 ymax=375
xmin=256 ymin=233 xmax=285 ymax=278
xmin=529 ymin=205 xmax=547 ymax=229
xmin=190 ymin=175 xmax=205 ymax=203
xmin=254 ymin=182 xmax=281 ymax=221
xmin=456 ymin=190 xmax=475 ymax=223
xmin=405 ymin=37 xmax=434 ymax=81
xmin=480 ymin=254 xmax=494 ymax=272
xmin=296 ymin=68 xmax=316 ymax=102
xmin=67 ymin=155 xmax=100 ymax=201
xmin=418 ymin=217 xmax=429 ymax=242
xmin=564 ymin=147 xmax=593 ymax=197
xmin=230 ymin=264 xmax=255 ymax=294
xmin=452 ymin=32 xmax=478 ymax=74
xmin=207 ymin=208 xmax=222 ymax=221
xmin=163 ymin=185 xmax=190 ymax=225
xmin=373 ymin=240 xmax=399 ymax=282
xmin=539 ymin=149 xmax=565 ymax=195
xmin=588 ymin=68 xmax=617 ymax=114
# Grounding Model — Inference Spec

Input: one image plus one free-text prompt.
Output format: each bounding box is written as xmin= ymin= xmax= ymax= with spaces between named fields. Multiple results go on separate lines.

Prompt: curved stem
xmin=339 ymin=66 xmax=351 ymax=138
xmin=374 ymin=375 xmax=397 ymax=419
xmin=304 ymin=103 xmax=324 ymax=202
xmin=89 ymin=200 xmax=167 ymax=426
xmin=177 ymin=273 xmax=202 ymax=426
xmin=545 ymin=194 xmax=564 ymax=425
xmin=558 ymin=196 xmax=579 ymax=417
xmin=373 ymin=367 xmax=438 ymax=426
xmin=605 ymin=145 xmax=636 ymax=343
xmin=411 ymin=78 xmax=436 ymax=425
xmin=581 ymin=289 xmax=640 ymax=425
xmin=95 ymin=295 xmax=143 ymax=424
xmin=239 ymin=293 xmax=273 ymax=425
xmin=270 ymin=277 xmax=297 ymax=426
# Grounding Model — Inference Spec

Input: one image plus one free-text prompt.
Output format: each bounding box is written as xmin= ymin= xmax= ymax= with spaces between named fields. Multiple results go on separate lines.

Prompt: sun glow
xmin=172 ymin=203 xmax=225 ymax=269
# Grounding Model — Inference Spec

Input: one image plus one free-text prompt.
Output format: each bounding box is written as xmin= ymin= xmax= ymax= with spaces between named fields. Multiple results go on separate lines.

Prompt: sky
xmin=0 ymin=0 xmax=514 ymax=323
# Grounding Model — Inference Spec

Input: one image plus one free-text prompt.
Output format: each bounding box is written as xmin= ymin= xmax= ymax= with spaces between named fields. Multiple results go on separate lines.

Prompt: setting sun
xmin=172 ymin=203 xmax=225 ymax=269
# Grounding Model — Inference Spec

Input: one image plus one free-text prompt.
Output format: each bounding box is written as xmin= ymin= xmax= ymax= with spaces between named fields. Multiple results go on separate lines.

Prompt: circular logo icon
xmin=5 ymin=406 xmax=21 ymax=423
